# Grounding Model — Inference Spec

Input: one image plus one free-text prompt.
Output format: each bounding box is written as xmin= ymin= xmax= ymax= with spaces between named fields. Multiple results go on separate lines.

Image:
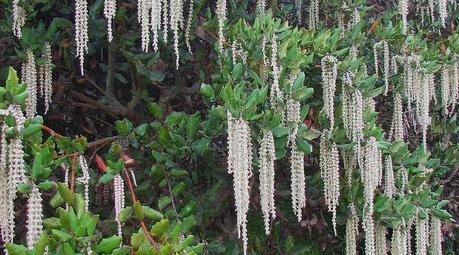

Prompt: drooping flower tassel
xmin=384 ymin=155 xmax=396 ymax=198
xmin=399 ymin=0 xmax=409 ymax=34
xmin=415 ymin=213 xmax=430 ymax=255
xmin=104 ymin=0 xmax=117 ymax=42
xmin=390 ymin=92 xmax=405 ymax=141
xmin=12 ymin=0 xmax=26 ymax=38
xmin=38 ymin=43 xmax=53 ymax=114
xmin=259 ymin=131 xmax=276 ymax=234
xmin=227 ymin=112 xmax=252 ymax=255
xmin=216 ymin=0 xmax=227 ymax=53
xmin=138 ymin=0 xmax=151 ymax=52
xmin=24 ymin=49 xmax=37 ymax=119
xmin=345 ymin=204 xmax=359 ymax=255
xmin=170 ymin=0 xmax=184 ymax=69
xmin=375 ymin=224 xmax=388 ymax=255
xmin=430 ymin=216 xmax=442 ymax=255
xmin=320 ymin=130 xmax=340 ymax=235
xmin=113 ymin=174 xmax=125 ymax=237
xmin=185 ymin=0 xmax=194 ymax=53
xmin=26 ymin=184 xmax=44 ymax=249
xmin=78 ymin=155 xmax=90 ymax=211
xmin=321 ymin=55 xmax=338 ymax=128
xmin=75 ymin=0 xmax=89 ymax=75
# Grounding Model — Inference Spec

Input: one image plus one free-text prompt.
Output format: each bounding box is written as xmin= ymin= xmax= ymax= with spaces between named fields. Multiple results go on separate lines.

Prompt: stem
xmin=41 ymin=125 xmax=63 ymax=139
xmin=123 ymin=169 xmax=158 ymax=249
xmin=70 ymin=154 xmax=77 ymax=192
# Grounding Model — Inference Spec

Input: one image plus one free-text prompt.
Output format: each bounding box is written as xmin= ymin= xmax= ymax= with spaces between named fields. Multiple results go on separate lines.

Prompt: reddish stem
xmin=41 ymin=124 xmax=64 ymax=139
xmin=123 ymin=168 xmax=158 ymax=249
xmin=70 ymin=154 xmax=77 ymax=192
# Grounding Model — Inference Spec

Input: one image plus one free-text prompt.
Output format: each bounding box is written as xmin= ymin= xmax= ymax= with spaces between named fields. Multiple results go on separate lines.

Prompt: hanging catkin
xmin=12 ymin=0 xmax=26 ymax=38
xmin=345 ymin=204 xmax=359 ymax=255
xmin=308 ymin=0 xmax=319 ymax=30
xmin=270 ymin=35 xmax=284 ymax=117
xmin=429 ymin=216 xmax=442 ymax=255
xmin=113 ymin=174 xmax=125 ymax=236
xmin=26 ymin=184 xmax=44 ymax=249
xmin=138 ymin=0 xmax=151 ymax=52
xmin=185 ymin=0 xmax=194 ymax=53
xmin=170 ymin=0 xmax=184 ymax=69
xmin=104 ymin=0 xmax=116 ymax=42
xmin=320 ymin=130 xmax=340 ymax=235
xmin=415 ymin=213 xmax=430 ymax=255
xmin=227 ymin=112 xmax=252 ymax=255
xmin=321 ymin=55 xmax=338 ymax=128
xmin=375 ymin=224 xmax=387 ymax=255
xmin=438 ymin=0 xmax=448 ymax=28
xmin=216 ymin=0 xmax=227 ymax=53
xmin=259 ymin=131 xmax=276 ymax=234
xmin=390 ymin=92 xmax=405 ymax=141
xmin=399 ymin=0 xmax=409 ymax=34
xmin=383 ymin=155 xmax=395 ymax=198
xmin=38 ymin=42 xmax=53 ymax=114
xmin=75 ymin=0 xmax=89 ymax=75
xmin=78 ymin=156 xmax=90 ymax=211
xmin=24 ymin=49 xmax=37 ymax=119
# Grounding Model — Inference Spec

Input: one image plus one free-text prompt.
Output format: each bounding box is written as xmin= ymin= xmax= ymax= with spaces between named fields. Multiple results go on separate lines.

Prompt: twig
xmin=70 ymin=154 xmax=77 ymax=192
xmin=87 ymin=136 xmax=118 ymax=148
xmin=41 ymin=125 xmax=64 ymax=139
xmin=123 ymin=168 xmax=158 ymax=249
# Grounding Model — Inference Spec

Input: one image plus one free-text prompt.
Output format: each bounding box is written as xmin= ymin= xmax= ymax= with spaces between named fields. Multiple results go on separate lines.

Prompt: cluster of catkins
xmin=400 ymin=0 xmax=452 ymax=31
xmin=0 ymin=105 xmax=44 ymax=248
xmin=113 ymin=174 xmax=125 ymax=236
xmin=22 ymin=47 xmax=54 ymax=118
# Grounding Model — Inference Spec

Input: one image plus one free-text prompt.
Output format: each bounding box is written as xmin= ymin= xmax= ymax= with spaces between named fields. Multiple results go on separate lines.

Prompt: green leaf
xmin=6 ymin=244 xmax=29 ymax=255
xmin=232 ymin=63 xmax=244 ymax=80
xmin=172 ymin=182 xmax=186 ymax=196
xmin=186 ymin=114 xmax=200 ymax=140
xmin=43 ymin=217 xmax=62 ymax=229
xmin=143 ymin=206 xmax=164 ymax=222
xmin=21 ymin=124 xmax=43 ymax=137
xmin=87 ymin=214 xmax=99 ymax=236
xmin=292 ymin=87 xmax=314 ymax=101
xmin=133 ymin=201 xmax=145 ymax=220
xmin=181 ymin=215 xmax=196 ymax=232
xmin=432 ymin=208 xmax=453 ymax=220
xmin=296 ymin=138 xmax=312 ymax=154
xmin=51 ymin=229 xmax=72 ymax=242
xmin=57 ymin=182 xmax=74 ymax=205
xmin=158 ymin=196 xmax=172 ymax=210
xmin=150 ymin=219 xmax=169 ymax=237
xmin=37 ymin=181 xmax=57 ymax=190
xmin=49 ymin=193 xmax=65 ymax=208
xmin=292 ymin=72 xmax=305 ymax=91
xmin=95 ymin=236 xmax=122 ymax=254
xmin=32 ymin=153 xmax=42 ymax=180
xmin=147 ymin=102 xmax=163 ymax=119
xmin=200 ymin=83 xmax=215 ymax=99
xmin=6 ymin=67 xmax=20 ymax=95
xmin=272 ymin=127 xmax=290 ymax=137
xmin=17 ymin=183 xmax=32 ymax=194
xmin=99 ymin=173 xmax=115 ymax=184
xmin=32 ymin=233 xmax=49 ymax=255
xmin=119 ymin=207 xmax=134 ymax=223
xmin=135 ymin=123 xmax=148 ymax=137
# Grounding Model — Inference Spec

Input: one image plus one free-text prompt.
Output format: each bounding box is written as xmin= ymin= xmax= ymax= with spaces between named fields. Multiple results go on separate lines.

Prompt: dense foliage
xmin=0 ymin=0 xmax=458 ymax=254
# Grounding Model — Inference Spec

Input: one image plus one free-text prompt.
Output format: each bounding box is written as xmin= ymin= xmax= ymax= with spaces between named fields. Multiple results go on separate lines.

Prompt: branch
xmin=123 ymin=168 xmax=158 ymax=249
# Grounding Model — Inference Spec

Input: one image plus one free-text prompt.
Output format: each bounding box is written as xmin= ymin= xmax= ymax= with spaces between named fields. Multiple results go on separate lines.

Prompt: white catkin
xmin=295 ymin=0 xmax=303 ymax=24
xmin=415 ymin=214 xmax=430 ymax=255
xmin=3 ymin=105 xmax=26 ymax=243
xmin=12 ymin=0 xmax=26 ymax=38
xmin=345 ymin=204 xmax=359 ymax=255
xmin=257 ymin=0 xmax=267 ymax=14
xmin=286 ymin=98 xmax=306 ymax=222
xmin=259 ymin=131 xmax=276 ymax=235
xmin=161 ymin=0 xmax=169 ymax=43
xmin=39 ymin=42 xmax=53 ymax=114
xmin=363 ymin=137 xmax=382 ymax=214
xmin=321 ymin=55 xmax=338 ymax=128
xmin=438 ymin=0 xmax=448 ymax=28
xmin=375 ymin=224 xmax=387 ymax=255
xmin=383 ymin=41 xmax=390 ymax=95
xmin=342 ymin=150 xmax=356 ymax=187
xmin=320 ymin=131 xmax=340 ymax=235
xmin=392 ymin=224 xmax=408 ymax=255
xmin=429 ymin=216 xmax=442 ymax=255
xmin=308 ymin=0 xmax=319 ymax=30
xmin=270 ymin=35 xmax=285 ymax=120
xmin=170 ymin=0 xmax=184 ymax=69
xmin=391 ymin=92 xmax=405 ymax=141
xmin=216 ymin=0 xmax=227 ymax=54
xmin=113 ymin=174 xmax=125 ymax=237
xmin=441 ymin=66 xmax=450 ymax=115
xmin=151 ymin=0 xmax=161 ymax=52
xmin=227 ymin=113 xmax=252 ymax=255
xmin=138 ymin=0 xmax=151 ymax=52
xmin=104 ymin=0 xmax=116 ymax=42
xmin=352 ymin=88 xmax=364 ymax=165
xmin=0 ymin=125 xmax=10 ymax=242
xmin=399 ymin=0 xmax=409 ymax=34
xmin=26 ymin=185 xmax=44 ymax=249
xmin=24 ymin=49 xmax=38 ymax=119
xmin=363 ymin=212 xmax=376 ymax=255
xmin=78 ymin=156 xmax=90 ymax=211
xmin=419 ymin=74 xmax=433 ymax=148
xmin=75 ymin=0 xmax=89 ymax=75
xmin=384 ymin=155 xmax=396 ymax=198
xmin=342 ymin=89 xmax=352 ymax=140
xmin=450 ymin=61 xmax=459 ymax=112
xmin=185 ymin=0 xmax=194 ymax=53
